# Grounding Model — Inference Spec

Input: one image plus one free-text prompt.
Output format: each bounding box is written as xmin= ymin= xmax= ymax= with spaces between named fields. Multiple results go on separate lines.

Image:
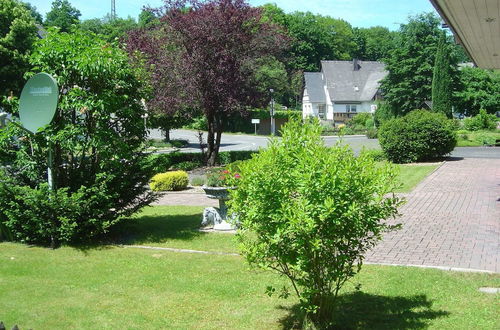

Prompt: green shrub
xmin=145 ymin=150 xmax=256 ymax=173
xmin=150 ymin=171 xmax=189 ymax=191
xmin=379 ymin=110 xmax=457 ymax=163
xmin=229 ymin=119 xmax=402 ymax=325
xmin=217 ymin=150 xmax=256 ymax=165
xmin=463 ymin=109 xmax=498 ymax=131
xmin=190 ymin=176 xmax=206 ymax=186
xmin=184 ymin=116 xmax=208 ymax=130
xmin=365 ymin=118 xmax=375 ymax=129
xmin=354 ymin=124 xmax=366 ymax=132
xmin=359 ymin=148 xmax=385 ymax=161
xmin=477 ymin=133 xmax=496 ymax=146
xmin=338 ymin=126 xmax=355 ymax=135
xmin=366 ymin=128 xmax=378 ymax=139
xmin=0 ymin=30 xmax=154 ymax=246
xmin=170 ymin=160 xmax=201 ymax=171
xmin=346 ymin=113 xmax=372 ymax=128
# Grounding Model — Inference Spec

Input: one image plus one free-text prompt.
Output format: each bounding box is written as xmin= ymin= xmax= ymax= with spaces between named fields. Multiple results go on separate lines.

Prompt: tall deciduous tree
xmin=380 ymin=13 xmax=455 ymax=116
xmin=127 ymin=0 xmax=287 ymax=165
xmin=0 ymin=29 xmax=154 ymax=245
xmin=21 ymin=1 xmax=43 ymax=24
xmin=80 ymin=15 xmax=138 ymax=43
xmin=454 ymin=67 xmax=500 ymax=116
xmin=352 ymin=26 xmax=397 ymax=61
xmin=45 ymin=0 xmax=81 ymax=32
xmin=432 ymin=33 xmax=453 ymax=117
xmin=0 ymin=0 xmax=37 ymax=101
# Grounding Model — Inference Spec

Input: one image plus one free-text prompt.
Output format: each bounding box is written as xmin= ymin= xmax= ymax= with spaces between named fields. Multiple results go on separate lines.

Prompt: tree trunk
xmin=206 ymin=113 xmax=223 ymax=166
xmin=206 ymin=115 xmax=216 ymax=166
xmin=163 ymin=128 xmax=170 ymax=142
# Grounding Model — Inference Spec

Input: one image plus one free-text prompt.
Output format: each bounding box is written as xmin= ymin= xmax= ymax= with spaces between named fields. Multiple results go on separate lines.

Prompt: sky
xmin=27 ymin=0 xmax=438 ymax=30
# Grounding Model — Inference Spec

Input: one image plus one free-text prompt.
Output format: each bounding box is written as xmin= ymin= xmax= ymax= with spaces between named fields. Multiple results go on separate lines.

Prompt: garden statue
xmin=201 ymin=207 xmax=223 ymax=228
xmin=201 ymin=169 xmax=239 ymax=231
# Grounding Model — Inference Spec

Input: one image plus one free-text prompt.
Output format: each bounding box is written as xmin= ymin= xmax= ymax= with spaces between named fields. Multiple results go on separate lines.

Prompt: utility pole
xmin=111 ymin=0 xmax=116 ymax=20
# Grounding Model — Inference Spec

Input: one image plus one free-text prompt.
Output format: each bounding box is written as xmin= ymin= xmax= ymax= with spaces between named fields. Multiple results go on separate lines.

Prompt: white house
xmin=302 ymin=60 xmax=387 ymax=124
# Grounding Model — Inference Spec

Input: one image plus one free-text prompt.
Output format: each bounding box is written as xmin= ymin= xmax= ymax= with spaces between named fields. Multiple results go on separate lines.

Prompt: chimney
xmin=353 ymin=58 xmax=360 ymax=71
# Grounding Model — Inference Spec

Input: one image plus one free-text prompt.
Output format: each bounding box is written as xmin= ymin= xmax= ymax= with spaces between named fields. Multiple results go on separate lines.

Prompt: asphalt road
xmin=149 ymin=129 xmax=500 ymax=159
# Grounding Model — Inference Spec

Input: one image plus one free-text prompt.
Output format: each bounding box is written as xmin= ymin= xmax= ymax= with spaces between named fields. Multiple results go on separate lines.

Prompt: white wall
xmin=333 ymin=101 xmax=374 ymax=113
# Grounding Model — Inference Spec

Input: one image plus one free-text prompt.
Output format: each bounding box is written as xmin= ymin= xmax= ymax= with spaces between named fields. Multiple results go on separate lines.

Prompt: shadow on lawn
xmin=107 ymin=211 xmax=204 ymax=245
xmin=279 ymin=292 xmax=449 ymax=329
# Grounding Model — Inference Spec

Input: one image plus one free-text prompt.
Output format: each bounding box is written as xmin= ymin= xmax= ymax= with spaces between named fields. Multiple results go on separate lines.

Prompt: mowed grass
xmin=109 ymin=206 xmax=238 ymax=253
xmin=1 ymin=242 xmax=499 ymax=329
xmin=395 ymin=163 xmax=439 ymax=193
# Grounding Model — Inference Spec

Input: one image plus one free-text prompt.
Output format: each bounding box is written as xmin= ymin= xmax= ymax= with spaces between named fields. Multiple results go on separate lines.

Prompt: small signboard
xmin=251 ymin=119 xmax=260 ymax=124
xmin=19 ymin=73 xmax=59 ymax=133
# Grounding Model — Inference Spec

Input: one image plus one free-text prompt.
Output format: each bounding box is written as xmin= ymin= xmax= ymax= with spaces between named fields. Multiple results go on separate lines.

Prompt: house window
xmin=346 ymin=104 xmax=357 ymax=113
xmin=318 ymin=105 xmax=326 ymax=119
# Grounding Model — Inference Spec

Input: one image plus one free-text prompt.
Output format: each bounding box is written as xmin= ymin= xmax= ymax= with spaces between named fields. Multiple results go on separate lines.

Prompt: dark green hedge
xmin=378 ymin=110 xmax=457 ymax=163
xmin=146 ymin=150 xmax=257 ymax=174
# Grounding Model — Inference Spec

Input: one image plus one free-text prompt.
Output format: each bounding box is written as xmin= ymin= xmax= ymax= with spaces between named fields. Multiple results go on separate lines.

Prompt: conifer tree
xmin=432 ymin=32 xmax=453 ymax=117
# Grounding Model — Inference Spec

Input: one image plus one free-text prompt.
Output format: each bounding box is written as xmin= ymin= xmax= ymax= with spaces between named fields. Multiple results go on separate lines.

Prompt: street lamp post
xmin=269 ymin=88 xmax=275 ymax=136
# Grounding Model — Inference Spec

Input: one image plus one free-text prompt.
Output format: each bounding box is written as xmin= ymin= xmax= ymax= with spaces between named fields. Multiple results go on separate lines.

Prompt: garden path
xmin=366 ymin=158 xmax=500 ymax=273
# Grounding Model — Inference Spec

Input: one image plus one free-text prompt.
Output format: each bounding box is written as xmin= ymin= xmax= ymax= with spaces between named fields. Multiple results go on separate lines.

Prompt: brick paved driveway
xmin=366 ymin=158 xmax=500 ymax=273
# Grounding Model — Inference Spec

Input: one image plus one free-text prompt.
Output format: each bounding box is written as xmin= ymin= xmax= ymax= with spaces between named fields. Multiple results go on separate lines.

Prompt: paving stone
xmin=366 ymin=158 xmax=500 ymax=273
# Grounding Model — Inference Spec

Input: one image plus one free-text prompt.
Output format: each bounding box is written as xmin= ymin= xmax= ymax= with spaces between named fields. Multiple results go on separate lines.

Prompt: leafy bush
xmin=218 ymin=150 xmax=256 ymax=165
xmin=365 ymin=118 xmax=375 ymax=129
xmin=477 ymin=133 xmax=496 ymax=146
xmin=354 ymin=124 xmax=365 ymax=132
xmin=338 ymin=126 xmax=355 ymax=135
xmin=147 ymin=139 xmax=189 ymax=148
xmin=229 ymin=119 xmax=402 ymax=325
xmin=366 ymin=128 xmax=378 ymax=139
xmin=150 ymin=171 xmax=189 ymax=191
xmin=379 ymin=110 xmax=457 ymax=163
xmin=0 ymin=30 xmax=154 ymax=246
xmin=346 ymin=113 xmax=372 ymax=128
xmin=184 ymin=116 xmax=208 ymax=130
xmin=359 ymin=148 xmax=386 ymax=161
xmin=170 ymin=161 xmax=201 ymax=171
xmin=463 ymin=109 xmax=498 ymax=131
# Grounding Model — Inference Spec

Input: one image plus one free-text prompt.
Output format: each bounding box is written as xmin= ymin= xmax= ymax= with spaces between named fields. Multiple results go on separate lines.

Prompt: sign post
xmin=251 ymin=118 xmax=260 ymax=135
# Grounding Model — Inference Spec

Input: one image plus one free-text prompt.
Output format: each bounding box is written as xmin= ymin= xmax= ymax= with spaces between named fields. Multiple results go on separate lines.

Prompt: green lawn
xmin=1 ymin=240 xmax=498 ymax=329
xmin=456 ymin=130 xmax=500 ymax=147
xmin=1 ymin=163 xmax=494 ymax=329
xmin=108 ymin=205 xmax=238 ymax=253
xmin=396 ymin=163 xmax=439 ymax=193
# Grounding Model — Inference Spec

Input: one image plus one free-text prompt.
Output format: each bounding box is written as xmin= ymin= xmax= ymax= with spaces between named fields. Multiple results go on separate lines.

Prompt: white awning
xmin=430 ymin=0 xmax=500 ymax=69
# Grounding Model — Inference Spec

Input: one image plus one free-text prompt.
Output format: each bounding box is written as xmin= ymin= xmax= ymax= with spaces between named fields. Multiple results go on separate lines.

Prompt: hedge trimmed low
xmin=379 ymin=110 xmax=457 ymax=163
xmin=150 ymin=171 xmax=189 ymax=191
xmin=146 ymin=150 xmax=257 ymax=174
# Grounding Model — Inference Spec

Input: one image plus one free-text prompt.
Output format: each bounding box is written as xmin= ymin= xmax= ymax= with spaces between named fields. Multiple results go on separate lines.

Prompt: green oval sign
xmin=19 ymin=73 xmax=59 ymax=133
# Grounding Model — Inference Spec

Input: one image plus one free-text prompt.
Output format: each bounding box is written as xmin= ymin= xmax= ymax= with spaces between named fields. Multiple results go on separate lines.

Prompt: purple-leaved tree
xmin=127 ymin=0 xmax=288 ymax=165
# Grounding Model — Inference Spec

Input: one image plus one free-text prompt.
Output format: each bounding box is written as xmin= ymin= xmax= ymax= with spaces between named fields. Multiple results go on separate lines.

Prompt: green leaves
xmin=229 ymin=119 xmax=402 ymax=320
xmin=379 ymin=109 xmax=457 ymax=163
xmin=0 ymin=29 xmax=155 ymax=245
